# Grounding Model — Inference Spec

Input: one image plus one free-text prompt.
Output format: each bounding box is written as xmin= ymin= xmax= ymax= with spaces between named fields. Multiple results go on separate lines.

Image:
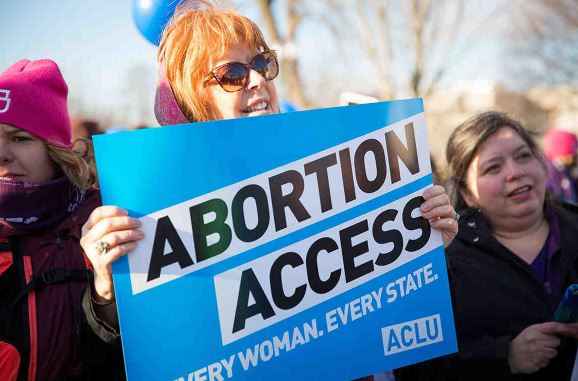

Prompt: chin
xmin=511 ymin=202 xmax=543 ymax=218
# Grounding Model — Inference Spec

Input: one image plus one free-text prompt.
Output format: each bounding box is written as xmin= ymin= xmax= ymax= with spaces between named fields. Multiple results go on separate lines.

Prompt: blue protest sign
xmin=93 ymin=99 xmax=457 ymax=381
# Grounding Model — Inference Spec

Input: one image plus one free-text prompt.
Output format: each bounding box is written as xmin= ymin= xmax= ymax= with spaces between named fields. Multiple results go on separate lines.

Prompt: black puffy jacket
xmin=396 ymin=202 xmax=578 ymax=381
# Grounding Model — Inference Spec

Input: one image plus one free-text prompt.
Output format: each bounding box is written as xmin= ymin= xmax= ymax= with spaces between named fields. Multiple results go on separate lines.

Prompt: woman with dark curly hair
xmin=398 ymin=112 xmax=578 ymax=381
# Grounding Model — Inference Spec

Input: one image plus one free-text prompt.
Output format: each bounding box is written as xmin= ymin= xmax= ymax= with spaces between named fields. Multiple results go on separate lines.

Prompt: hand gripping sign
xmin=93 ymin=99 xmax=457 ymax=381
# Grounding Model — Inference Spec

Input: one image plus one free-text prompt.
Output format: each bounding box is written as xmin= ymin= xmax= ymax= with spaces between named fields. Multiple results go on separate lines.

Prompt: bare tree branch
xmin=507 ymin=0 xmax=578 ymax=85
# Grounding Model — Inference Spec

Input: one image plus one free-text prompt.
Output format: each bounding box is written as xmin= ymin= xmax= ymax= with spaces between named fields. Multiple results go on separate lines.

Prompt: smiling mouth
xmin=507 ymin=185 xmax=532 ymax=197
xmin=0 ymin=174 xmax=22 ymax=180
xmin=242 ymin=100 xmax=269 ymax=114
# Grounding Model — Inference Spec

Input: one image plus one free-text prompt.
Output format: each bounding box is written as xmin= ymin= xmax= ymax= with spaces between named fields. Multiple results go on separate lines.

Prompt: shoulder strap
xmin=0 ymin=239 xmax=93 ymax=311
xmin=9 ymin=268 xmax=92 ymax=309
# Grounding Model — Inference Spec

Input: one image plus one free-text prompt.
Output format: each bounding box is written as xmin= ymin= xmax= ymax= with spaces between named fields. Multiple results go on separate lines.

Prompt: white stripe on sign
xmin=129 ymin=113 xmax=430 ymax=294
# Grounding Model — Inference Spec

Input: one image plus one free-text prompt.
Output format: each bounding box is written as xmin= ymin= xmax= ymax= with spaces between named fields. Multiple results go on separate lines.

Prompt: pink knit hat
xmin=543 ymin=129 xmax=578 ymax=161
xmin=0 ymin=59 xmax=72 ymax=148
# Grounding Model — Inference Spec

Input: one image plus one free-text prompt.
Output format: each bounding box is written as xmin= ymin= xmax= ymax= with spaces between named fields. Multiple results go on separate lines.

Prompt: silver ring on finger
xmin=95 ymin=240 xmax=111 ymax=256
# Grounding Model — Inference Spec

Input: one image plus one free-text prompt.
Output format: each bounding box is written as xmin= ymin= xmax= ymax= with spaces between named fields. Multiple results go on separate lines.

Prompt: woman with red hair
xmin=80 ymin=3 xmax=460 ymax=380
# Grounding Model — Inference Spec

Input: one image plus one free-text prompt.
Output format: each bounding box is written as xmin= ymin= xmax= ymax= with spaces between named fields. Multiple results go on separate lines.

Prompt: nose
xmin=246 ymin=68 xmax=267 ymax=91
xmin=504 ymin=158 xmax=524 ymax=181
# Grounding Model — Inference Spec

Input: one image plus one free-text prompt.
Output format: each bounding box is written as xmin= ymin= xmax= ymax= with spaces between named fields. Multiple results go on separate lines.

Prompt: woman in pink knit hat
xmin=543 ymin=128 xmax=578 ymax=204
xmin=0 ymin=59 xmax=123 ymax=381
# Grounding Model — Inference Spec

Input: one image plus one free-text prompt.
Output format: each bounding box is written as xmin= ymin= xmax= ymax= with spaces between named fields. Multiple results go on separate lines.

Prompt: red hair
xmin=158 ymin=1 xmax=271 ymax=122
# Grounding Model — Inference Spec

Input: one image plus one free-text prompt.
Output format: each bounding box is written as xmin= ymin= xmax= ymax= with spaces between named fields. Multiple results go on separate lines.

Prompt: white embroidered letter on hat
xmin=0 ymin=89 xmax=10 ymax=113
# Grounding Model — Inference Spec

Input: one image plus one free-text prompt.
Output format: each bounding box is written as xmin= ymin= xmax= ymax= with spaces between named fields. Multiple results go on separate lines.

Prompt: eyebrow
xmin=6 ymin=128 xmax=31 ymax=135
xmin=213 ymin=51 xmax=260 ymax=67
xmin=3 ymin=128 xmax=34 ymax=138
xmin=479 ymin=144 xmax=529 ymax=167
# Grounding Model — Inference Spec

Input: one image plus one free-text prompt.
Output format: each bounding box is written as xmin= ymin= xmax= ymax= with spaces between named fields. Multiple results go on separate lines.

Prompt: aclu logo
xmin=0 ymin=89 xmax=11 ymax=113
xmin=381 ymin=314 xmax=443 ymax=356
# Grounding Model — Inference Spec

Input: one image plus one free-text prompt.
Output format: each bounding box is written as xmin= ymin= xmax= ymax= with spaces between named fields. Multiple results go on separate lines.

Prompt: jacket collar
xmin=454 ymin=202 xmax=578 ymax=273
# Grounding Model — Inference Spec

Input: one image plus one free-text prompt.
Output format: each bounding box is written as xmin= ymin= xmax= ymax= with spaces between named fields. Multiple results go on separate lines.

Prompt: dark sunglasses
xmin=204 ymin=50 xmax=279 ymax=92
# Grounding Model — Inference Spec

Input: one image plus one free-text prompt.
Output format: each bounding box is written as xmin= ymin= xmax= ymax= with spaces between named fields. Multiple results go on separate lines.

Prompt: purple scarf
xmin=0 ymin=177 xmax=85 ymax=236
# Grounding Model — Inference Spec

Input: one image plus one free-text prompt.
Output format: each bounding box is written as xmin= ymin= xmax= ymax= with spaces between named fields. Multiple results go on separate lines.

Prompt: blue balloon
xmin=132 ymin=0 xmax=180 ymax=46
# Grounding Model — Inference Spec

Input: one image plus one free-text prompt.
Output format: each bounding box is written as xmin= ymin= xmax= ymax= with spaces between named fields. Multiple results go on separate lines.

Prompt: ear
xmin=154 ymin=62 xmax=191 ymax=126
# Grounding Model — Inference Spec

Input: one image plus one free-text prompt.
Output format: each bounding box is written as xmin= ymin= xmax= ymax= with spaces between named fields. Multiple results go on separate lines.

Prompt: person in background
xmin=0 ymin=59 xmax=123 ymax=380
xmin=543 ymin=128 xmax=578 ymax=204
xmin=398 ymin=112 xmax=578 ymax=381
xmin=80 ymin=1 xmax=459 ymax=379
